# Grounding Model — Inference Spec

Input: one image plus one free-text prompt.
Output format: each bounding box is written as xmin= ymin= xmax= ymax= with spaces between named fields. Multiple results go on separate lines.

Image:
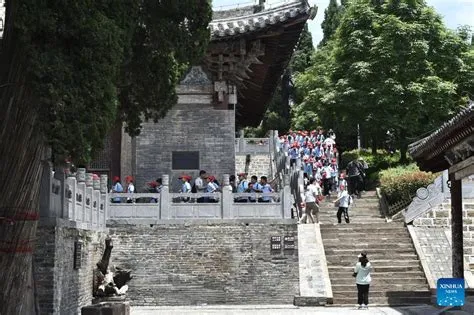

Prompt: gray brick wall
xmin=134 ymin=102 xmax=235 ymax=192
xmin=34 ymin=225 xmax=107 ymax=314
xmin=108 ymin=222 xmax=299 ymax=306
xmin=413 ymin=200 xmax=474 ymax=265
xmin=235 ymin=153 xmax=271 ymax=180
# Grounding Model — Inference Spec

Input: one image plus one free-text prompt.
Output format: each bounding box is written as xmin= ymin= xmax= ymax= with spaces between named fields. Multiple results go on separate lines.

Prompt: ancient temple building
xmin=90 ymin=0 xmax=316 ymax=190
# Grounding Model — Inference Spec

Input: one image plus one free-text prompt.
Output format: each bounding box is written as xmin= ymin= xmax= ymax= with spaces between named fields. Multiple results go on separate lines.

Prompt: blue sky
xmin=213 ymin=0 xmax=474 ymax=46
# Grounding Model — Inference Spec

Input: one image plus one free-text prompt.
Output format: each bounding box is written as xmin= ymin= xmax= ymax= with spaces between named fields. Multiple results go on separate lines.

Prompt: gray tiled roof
xmin=210 ymin=0 xmax=311 ymax=39
xmin=409 ymin=102 xmax=474 ymax=159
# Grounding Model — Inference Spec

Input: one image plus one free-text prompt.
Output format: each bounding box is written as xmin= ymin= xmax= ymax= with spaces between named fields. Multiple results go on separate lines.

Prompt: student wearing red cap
xmin=111 ymin=176 xmax=123 ymax=203
xmin=179 ymin=175 xmax=192 ymax=202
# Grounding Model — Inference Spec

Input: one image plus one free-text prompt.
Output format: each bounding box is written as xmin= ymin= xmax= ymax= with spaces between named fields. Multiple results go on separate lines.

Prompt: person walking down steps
xmin=354 ymin=251 xmax=373 ymax=310
xmin=299 ymin=178 xmax=321 ymax=224
xmin=334 ymin=183 xmax=352 ymax=224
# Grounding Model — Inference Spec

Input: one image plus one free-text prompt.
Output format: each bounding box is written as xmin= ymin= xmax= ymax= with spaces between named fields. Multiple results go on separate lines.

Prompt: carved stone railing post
xmin=222 ymin=174 xmax=231 ymax=219
xmin=85 ymin=173 xmax=94 ymax=227
xmin=76 ymin=169 xmax=86 ymax=225
xmin=239 ymin=130 xmax=245 ymax=153
xmin=160 ymin=175 xmax=170 ymax=219
xmin=100 ymin=175 xmax=108 ymax=228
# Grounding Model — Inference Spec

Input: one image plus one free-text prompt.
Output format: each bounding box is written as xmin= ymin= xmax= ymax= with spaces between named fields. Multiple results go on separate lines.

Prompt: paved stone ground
xmin=131 ymin=305 xmax=405 ymax=315
xmin=131 ymin=298 xmax=474 ymax=315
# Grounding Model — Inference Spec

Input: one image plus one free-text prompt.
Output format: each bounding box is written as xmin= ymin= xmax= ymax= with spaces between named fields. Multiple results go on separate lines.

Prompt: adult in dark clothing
xmin=346 ymin=158 xmax=365 ymax=198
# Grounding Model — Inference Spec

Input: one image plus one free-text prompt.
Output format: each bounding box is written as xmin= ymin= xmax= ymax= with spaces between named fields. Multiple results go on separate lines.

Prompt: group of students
xmin=110 ymin=175 xmax=137 ymax=203
xmin=279 ymin=128 xmax=342 ymax=198
xmin=178 ymin=170 xmax=275 ymax=203
xmin=232 ymin=173 xmax=274 ymax=203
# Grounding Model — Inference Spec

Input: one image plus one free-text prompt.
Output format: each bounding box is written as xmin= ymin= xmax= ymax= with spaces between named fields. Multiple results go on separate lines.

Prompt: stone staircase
xmin=319 ymin=191 xmax=431 ymax=306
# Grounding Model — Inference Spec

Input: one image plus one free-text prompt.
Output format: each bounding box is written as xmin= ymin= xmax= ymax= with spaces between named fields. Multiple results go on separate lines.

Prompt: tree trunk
xmin=0 ymin=3 xmax=46 ymax=314
xmin=399 ymin=144 xmax=408 ymax=164
xmin=371 ymin=136 xmax=377 ymax=155
xmin=398 ymin=130 xmax=409 ymax=164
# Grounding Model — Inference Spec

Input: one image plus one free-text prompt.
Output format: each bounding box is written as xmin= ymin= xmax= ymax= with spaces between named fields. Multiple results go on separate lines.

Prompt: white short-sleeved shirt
xmin=305 ymin=184 xmax=319 ymax=203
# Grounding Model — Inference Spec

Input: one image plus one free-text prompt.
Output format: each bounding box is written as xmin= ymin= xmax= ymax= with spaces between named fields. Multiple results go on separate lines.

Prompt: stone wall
xmin=413 ymin=200 xmax=474 ymax=265
xmin=235 ymin=153 xmax=271 ymax=180
xmin=132 ymin=84 xmax=235 ymax=192
xmin=108 ymin=222 xmax=299 ymax=306
xmin=34 ymin=221 xmax=107 ymax=314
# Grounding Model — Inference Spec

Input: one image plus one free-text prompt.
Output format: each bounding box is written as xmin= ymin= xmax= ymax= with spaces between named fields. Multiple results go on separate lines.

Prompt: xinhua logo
xmin=437 ymin=278 xmax=465 ymax=307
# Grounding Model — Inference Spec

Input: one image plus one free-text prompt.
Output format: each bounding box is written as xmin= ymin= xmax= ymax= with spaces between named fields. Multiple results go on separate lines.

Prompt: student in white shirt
xmin=354 ymin=251 xmax=373 ymax=309
xmin=299 ymin=178 xmax=321 ymax=224
xmin=334 ymin=184 xmax=352 ymax=224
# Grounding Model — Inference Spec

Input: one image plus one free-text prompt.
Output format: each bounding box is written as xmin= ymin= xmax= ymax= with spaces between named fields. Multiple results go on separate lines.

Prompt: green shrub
xmin=380 ymin=164 xmax=437 ymax=204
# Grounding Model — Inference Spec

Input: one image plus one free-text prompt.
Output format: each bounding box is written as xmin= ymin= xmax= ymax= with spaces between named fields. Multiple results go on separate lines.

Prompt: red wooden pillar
xmin=449 ymin=172 xmax=464 ymax=278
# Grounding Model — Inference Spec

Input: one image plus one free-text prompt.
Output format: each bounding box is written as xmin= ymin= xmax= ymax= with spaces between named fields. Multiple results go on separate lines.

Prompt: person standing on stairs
xmin=298 ymin=178 xmax=321 ymax=224
xmin=334 ymin=183 xmax=352 ymax=224
xmin=354 ymin=251 xmax=373 ymax=309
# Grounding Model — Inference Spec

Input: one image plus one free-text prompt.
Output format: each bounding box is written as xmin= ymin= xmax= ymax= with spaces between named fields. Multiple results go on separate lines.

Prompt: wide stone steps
xmin=325 ymin=247 xmax=416 ymax=255
xmin=322 ymin=239 xmax=413 ymax=245
xmin=330 ymin=254 xmax=420 ymax=261
xmin=330 ymin=276 xmax=427 ymax=285
xmin=318 ymin=191 xmax=430 ymax=306
xmin=329 ymin=265 xmax=422 ymax=273
xmin=332 ymin=283 xmax=428 ymax=293
xmin=326 ymin=259 xmax=422 ymax=267
xmin=331 ymin=294 xmax=431 ymax=306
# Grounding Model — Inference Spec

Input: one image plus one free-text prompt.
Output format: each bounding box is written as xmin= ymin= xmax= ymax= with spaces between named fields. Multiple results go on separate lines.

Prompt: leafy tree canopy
xmin=14 ymin=0 xmax=212 ymax=164
xmin=293 ymin=0 xmax=473 ymax=160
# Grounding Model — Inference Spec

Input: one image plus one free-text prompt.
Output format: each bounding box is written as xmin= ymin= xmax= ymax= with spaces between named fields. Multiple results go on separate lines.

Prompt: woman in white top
xmin=354 ymin=251 xmax=373 ymax=309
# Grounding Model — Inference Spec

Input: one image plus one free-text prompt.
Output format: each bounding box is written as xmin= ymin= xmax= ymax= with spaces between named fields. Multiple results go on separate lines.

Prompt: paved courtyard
xmin=131 ymin=305 xmax=404 ymax=315
xmin=130 ymin=305 xmax=467 ymax=315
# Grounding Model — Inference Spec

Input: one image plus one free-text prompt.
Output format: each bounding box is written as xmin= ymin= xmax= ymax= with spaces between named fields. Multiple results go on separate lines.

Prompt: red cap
xmin=113 ymin=176 xmax=120 ymax=182
xmin=125 ymin=175 xmax=133 ymax=183
xmin=147 ymin=181 xmax=158 ymax=188
xmin=179 ymin=175 xmax=191 ymax=181
xmin=237 ymin=172 xmax=247 ymax=177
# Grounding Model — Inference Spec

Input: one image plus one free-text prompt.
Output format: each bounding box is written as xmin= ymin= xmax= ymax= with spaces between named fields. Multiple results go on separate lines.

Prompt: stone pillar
xmin=53 ymin=166 xmax=67 ymax=219
xmin=39 ymin=161 xmax=53 ymax=218
xmin=93 ymin=177 xmax=100 ymax=191
xmin=86 ymin=173 xmax=94 ymax=187
xmin=100 ymin=175 xmax=108 ymax=194
xmin=239 ymin=130 xmax=245 ymax=153
xmin=76 ymin=169 xmax=86 ymax=224
xmin=85 ymin=173 xmax=94 ymax=226
xmin=450 ymin=172 xmax=464 ymax=279
xmin=160 ymin=175 xmax=170 ymax=220
xmin=222 ymin=174 xmax=232 ymax=219
xmin=77 ymin=168 xmax=86 ymax=183
xmin=283 ymin=183 xmax=292 ymax=219
xmin=100 ymin=175 xmax=108 ymax=226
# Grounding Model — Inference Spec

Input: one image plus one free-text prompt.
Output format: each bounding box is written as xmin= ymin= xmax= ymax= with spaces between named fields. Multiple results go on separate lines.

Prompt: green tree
xmin=294 ymin=0 xmax=473 ymax=161
xmin=0 ymin=1 xmax=211 ymax=313
xmin=318 ymin=0 xmax=347 ymax=48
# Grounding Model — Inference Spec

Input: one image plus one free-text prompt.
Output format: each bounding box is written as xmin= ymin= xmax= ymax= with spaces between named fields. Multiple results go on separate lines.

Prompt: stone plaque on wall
xmin=172 ymin=151 xmax=200 ymax=170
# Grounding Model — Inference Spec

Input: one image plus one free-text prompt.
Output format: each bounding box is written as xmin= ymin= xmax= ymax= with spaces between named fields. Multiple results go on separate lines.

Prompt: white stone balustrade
xmin=107 ymin=181 xmax=292 ymax=222
xmin=40 ymin=165 xmax=107 ymax=231
xmin=40 ymin=131 xmax=297 ymax=226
